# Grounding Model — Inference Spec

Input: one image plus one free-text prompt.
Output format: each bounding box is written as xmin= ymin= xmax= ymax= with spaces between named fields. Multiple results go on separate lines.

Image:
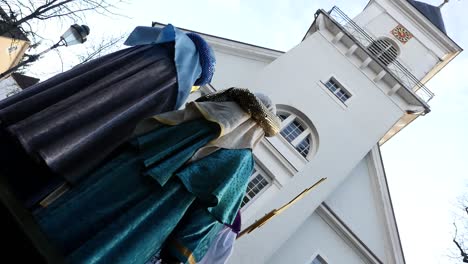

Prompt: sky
xmin=21 ymin=0 xmax=468 ymax=263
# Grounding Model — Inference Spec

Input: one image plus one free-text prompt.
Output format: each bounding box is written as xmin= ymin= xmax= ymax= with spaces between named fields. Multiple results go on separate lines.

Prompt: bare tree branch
xmin=54 ymin=47 xmax=64 ymax=73
xmin=452 ymin=236 xmax=468 ymax=263
xmin=0 ymin=0 xmax=125 ymax=77
xmin=0 ymin=0 xmax=123 ymax=37
xmin=451 ymin=194 xmax=468 ymax=263
xmin=77 ymin=33 xmax=125 ymax=64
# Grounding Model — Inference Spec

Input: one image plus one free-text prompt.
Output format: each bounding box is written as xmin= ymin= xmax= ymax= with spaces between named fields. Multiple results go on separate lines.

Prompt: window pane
xmin=324 ymin=78 xmax=351 ymax=103
xmin=325 ymin=80 xmax=338 ymax=92
xmin=280 ymin=120 xmax=304 ymax=143
xmin=279 ymin=114 xmax=289 ymax=121
xmin=278 ymin=114 xmax=312 ymax=159
xmin=295 ymin=137 xmax=310 ymax=158
xmin=241 ymin=171 xmax=271 ymax=207
xmin=335 ymin=89 xmax=345 ymax=97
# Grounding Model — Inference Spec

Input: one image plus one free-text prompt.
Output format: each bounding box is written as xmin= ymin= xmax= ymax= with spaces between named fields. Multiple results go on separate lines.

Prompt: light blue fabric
xmin=36 ymin=119 xmax=254 ymax=264
xmin=125 ymin=25 xmax=202 ymax=109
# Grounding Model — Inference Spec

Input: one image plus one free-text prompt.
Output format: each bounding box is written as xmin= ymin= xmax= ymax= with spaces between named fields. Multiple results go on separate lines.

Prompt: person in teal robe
xmin=35 ymin=88 xmax=281 ymax=264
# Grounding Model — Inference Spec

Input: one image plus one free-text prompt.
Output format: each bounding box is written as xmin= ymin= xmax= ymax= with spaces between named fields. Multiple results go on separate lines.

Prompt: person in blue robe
xmin=34 ymin=88 xmax=281 ymax=264
xmin=0 ymin=24 xmax=216 ymax=208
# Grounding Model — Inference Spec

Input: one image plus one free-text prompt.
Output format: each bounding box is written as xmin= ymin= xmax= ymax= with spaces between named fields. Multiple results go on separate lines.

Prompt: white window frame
xmin=241 ymin=165 xmax=272 ymax=209
xmin=278 ymin=112 xmax=313 ymax=161
xmin=323 ymin=77 xmax=352 ymax=105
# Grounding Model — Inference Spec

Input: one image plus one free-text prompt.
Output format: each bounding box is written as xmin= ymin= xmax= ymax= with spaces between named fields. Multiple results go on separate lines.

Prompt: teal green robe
xmin=36 ymin=119 xmax=253 ymax=264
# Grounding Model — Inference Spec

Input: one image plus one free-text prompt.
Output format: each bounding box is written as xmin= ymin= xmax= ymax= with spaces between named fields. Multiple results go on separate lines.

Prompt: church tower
xmin=354 ymin=0 xmax=456 ymax=85
xmin=158 ymin=0 xmax=462 ymax=263
xmin=349 ymin=0 xmax=462 ymax=142
xmin=224 ymin=1 xmax=462 ymax=263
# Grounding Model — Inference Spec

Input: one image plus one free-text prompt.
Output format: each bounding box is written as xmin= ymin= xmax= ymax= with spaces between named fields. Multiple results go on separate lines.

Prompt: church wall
xmin=211 ymin=1 xmax=460 ymax=263
xmin=267 ymin=212 xmax=366 ymax=264
xmin=230 ymin=28 xmax=405 ymax=263
xmin=209 ymin=49 xmax=273 ymax=90
xmin=325 ymin=152 xmax=387 ymax=260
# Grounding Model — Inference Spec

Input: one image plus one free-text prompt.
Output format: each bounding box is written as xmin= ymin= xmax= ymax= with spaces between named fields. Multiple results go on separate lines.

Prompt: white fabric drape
xmin=198 ymin=226 xmax=237 ymax=264
xmin=147 ymin=101 xmax=265 ymax=161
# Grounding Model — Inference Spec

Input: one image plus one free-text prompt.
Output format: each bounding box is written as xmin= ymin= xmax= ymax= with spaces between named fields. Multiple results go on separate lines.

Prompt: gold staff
xmin=237 ymin=177 xmax=327 ymax=239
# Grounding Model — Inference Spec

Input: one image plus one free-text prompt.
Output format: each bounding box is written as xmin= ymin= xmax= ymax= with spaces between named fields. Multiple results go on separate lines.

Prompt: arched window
xmin=278 ymin=112 xmax=312 ymax=158
xmin=367 ymin=38 xmax=399 ymax=66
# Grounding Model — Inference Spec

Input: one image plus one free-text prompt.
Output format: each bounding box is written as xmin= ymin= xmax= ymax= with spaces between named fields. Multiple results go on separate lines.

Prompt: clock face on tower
xmin=391 ymin=25 xmax=413 ymax=44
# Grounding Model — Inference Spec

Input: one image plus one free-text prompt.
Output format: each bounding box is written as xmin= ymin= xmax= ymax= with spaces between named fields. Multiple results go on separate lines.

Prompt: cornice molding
xmin=317 ymin=204 xmax=384 ymax=264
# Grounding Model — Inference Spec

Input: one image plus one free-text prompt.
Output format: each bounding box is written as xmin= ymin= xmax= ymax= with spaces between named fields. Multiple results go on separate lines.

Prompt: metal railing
xmin=328 ymin=7 xmax=434 ymax=102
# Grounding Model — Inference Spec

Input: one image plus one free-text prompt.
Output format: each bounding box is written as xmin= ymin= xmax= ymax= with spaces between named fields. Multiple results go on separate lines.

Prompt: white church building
xmin=157 ymin=0 xmax=462 ymax=263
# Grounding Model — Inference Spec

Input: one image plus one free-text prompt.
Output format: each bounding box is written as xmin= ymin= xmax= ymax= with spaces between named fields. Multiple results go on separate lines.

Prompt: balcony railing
xmin=328 ymin=6 xmax=434 ymax=102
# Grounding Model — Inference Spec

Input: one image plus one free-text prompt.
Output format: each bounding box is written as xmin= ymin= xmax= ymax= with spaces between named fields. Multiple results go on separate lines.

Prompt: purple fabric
xmin=225 ymin=212 xmax=241 ymax=234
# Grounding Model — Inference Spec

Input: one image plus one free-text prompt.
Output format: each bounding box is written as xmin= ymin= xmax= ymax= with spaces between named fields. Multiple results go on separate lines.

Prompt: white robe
xmin=198 ymin=226 xmax=237 ymax=264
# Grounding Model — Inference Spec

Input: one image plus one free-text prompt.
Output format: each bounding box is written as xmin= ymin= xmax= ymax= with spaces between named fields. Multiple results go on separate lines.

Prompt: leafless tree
xmin=0 ymin=0 xmax=125 ymax=75
xmin=15 ymin=32 xmax=127 ymax=78
xmin=452 ymin=195 xmax=468 ymax=263
xmin=76 ymin=33 xmax=125 ymax=64
xmin=0 ymin=0 xmax=122 ymax=41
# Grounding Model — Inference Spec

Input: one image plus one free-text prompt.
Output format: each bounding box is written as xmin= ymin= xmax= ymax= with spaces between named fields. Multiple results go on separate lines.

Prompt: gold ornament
xmin=196 ymin=88 xmax=281 ymax=137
